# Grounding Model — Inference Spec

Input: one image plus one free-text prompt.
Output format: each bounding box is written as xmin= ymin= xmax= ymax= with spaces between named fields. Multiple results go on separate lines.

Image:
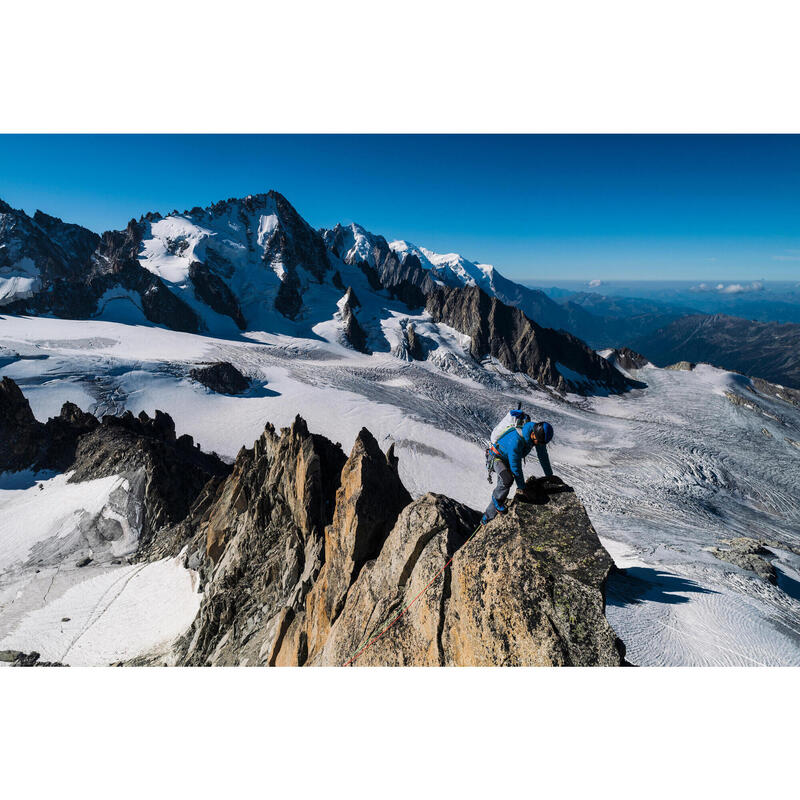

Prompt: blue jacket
xmin=493 ymin=421 xmax=553 ymax=489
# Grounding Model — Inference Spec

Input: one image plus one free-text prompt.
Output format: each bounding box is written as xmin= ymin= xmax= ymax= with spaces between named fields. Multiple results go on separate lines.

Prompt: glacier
xmin=1 ymin=311 xmax=799 ymax=666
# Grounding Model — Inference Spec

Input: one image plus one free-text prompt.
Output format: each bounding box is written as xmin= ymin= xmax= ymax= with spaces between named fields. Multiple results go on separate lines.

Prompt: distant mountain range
xmin=629 ymin=314 xmax=800 ymax=389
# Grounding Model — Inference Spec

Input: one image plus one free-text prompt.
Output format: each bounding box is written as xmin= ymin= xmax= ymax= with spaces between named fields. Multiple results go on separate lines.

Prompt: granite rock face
xmin=339 ymin=287 xmax=370 ymax=353
xmin=309 ymin=477 xmax=624 ymax=667
xmin=302 ymin=430 xmax=411 ymax=660
xmin=163 ymin=415 xmax=623 ymax=667
xmin=188 ymin=262 xmax=247 ymax=329
xmin=322 ymin=223 xmax=437 ymax=302
xmin=172 ymin=417 xmax=346 ymax=666
xmin=425 ymin=285 xmax=634 ymax=394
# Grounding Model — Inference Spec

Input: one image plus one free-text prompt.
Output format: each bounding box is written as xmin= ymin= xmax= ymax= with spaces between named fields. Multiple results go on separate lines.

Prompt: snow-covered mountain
xmin=322 ymin=221 xmax=581 ymax=332
xmin=389 ymin=239 xmax=496 ymax=289
xmin=0 ymin=194 xmax=629 ymax=395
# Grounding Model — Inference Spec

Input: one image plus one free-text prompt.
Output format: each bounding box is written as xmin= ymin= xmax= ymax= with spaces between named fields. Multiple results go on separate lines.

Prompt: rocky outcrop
xmin=93 ymin=222 xmax=201 ymax=333
xmin=750 ymin=377 xmax=800 ymax=408
xmin=1 ymin=201 xmax=100 ymax=315
xmin=0 ymin=377 xmax=229 ymax=550
xmin=405 ymin=322 xmax=424 ymax=360
xmin=709 ymin=538 xmax=778 ymax=585
xmin=2 ymin=391 xmax=623 ymax=667
xmin=0 ymin=649 xmax=67 ymax=667
xmin=0 ymin=377 xmax=99 ymax=472
xmin=309 ymin=477 xmax=623 ymax=666
xmin=0 ymin=376 xmax=46 ymax=472
xmin=168 ymin=415 xmax=623 ymax=667
xmin=67 ymin=409 xmax=230 ymax=547
xmin=425 ymin=285 xmax=634 ymax=394
xmin=173 ymin=417 xmax=346 ymax=665
xmin=323 ymin=223 xmax=437 ymax=301
xmin=1 ymin=191 xmax=336 ymax=330
xmin=665 ymin=361 xmax=696 ymax=371
xmin=188 ymin=261 xmax=246 ymax=329
xmin=339 ymin=287 xmax=370 ymax=353
xmin=606 ymin=346 xmax=649 ymax=371
xmin=302 ymin=431 xmax=411 ymax=659
xmin=189 ymin=361 xmax=250 ymax=395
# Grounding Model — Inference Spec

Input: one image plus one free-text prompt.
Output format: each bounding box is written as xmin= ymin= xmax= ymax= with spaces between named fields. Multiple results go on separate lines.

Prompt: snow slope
xmin=0 ymin=464 xmax=201 ymax=666
xmin=389 ymin=240 xmax=495 ymax=290
xmin=0 ymin=256 xmax=41 ymax=305
xmin=2 ymin=315 xmax=800 ymax=665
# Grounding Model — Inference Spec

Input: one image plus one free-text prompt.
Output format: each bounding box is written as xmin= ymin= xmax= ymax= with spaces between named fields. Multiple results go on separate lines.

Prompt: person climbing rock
xmin=482 ymin=413 xmax=554 ymax=525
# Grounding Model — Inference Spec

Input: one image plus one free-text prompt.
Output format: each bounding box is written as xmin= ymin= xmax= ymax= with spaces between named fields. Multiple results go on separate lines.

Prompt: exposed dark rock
xmin=750 ymin=377 xmax=800 ymax=407
xmin=41 ymin=402 xmax=101 ymax=471
xmin=322 ymin=222 xmax=603 ymax=331
xmin=709 ymin=537 xmax=778 ymax=585
xmin=68 ymin=409 xmax=230 ymax=548
xmin=189 ymin=362 xmax=250 ymax=395
xmin=76 ymin=556 xmax=92 ymax=568
xmin=342 ymin=286 xmax=360 ymax=309
xmin=331 ymin=270 xmax=345 ymax=291
xmin=0 ymin=378 xmax=103 ymax=473
xmin=274 ymin=270 xmax=304 ymax=319
xmin=357 ymin=261 xmax=383 ymax=292
xmin=188 ymin=262 xmax=246 ymax=329
xmin=1 ymin=191 xmax=338 ymax=331
xmin=0 ymin=376 xmax=45 ymax=472
xmin=339 ymin=287 xmax=370 ymax=353
xmin=0 ymin=202 xmax=200 ymax=332
xmin=264 ymin=191 xmax=330 ymax=284
xmin=405 ymin=322 xmax=424 ymax=360
xmin=322 ymin=224 xmax=437 ymax=303
xmin=721 ymin=392 xmax=782 ymax=425
xmin=0 ymin=649 xmax=66 ymax=667
xmin=94 ymin=224 xmax=200 ymax=333
xmin=388 ymin=279 xmax=427 ymax=309
xmin=606 ymin=346 xmax=649 ymax=371
xmin=425 ymin=285 xmax=634 ymax=393
xmin=0 ymin=376 xmax=232 ymax=554
xmin=1 ymin=200 xmax=101 ymax=317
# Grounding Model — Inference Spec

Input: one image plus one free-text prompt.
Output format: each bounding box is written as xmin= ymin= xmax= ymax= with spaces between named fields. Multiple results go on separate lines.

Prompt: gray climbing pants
xmin=484 ymin=459 xmax=515 ymax=521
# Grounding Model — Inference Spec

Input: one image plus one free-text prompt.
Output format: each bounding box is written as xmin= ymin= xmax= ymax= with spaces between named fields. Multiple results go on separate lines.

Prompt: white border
xmin=3 ymin=1 xmax=800 ymax=133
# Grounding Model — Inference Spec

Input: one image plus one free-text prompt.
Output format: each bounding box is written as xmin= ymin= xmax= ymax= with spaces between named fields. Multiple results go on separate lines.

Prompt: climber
xmin=482 ymin=415 xmax=554 ymax=525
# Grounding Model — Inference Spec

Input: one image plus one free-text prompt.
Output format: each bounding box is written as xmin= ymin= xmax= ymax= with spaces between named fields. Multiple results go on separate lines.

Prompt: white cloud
xmin=690 ymin=281 xmax=765 ymax=294
xmin=772 ymin=250 xmax=800 ymax=262
xmin=588 ymin=279 xmax=603 ymax=287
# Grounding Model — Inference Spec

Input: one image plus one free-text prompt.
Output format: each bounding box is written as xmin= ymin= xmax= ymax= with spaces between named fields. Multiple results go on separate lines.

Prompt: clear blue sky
xmin=1 ymin=134 xmax=799 ymax=281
